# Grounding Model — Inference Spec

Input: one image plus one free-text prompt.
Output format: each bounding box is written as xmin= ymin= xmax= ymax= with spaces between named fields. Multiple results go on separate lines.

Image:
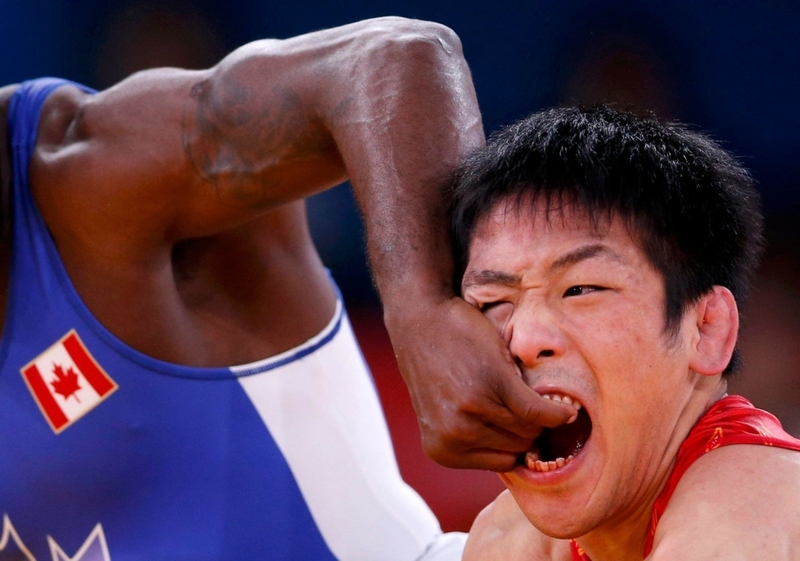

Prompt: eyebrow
xmin=461 ymin=270 xmax=522 ymax=290
xmin=462 ymin=244 xmax=626 ymax=290
xmin=549 ymin=243 xmax=626 ymax=273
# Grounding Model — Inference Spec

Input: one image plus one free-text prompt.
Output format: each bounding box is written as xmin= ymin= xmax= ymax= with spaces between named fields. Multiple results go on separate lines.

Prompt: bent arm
xmin=49 ymin=16 xmax=574 ymax=469
xmin=53 ymin=18 xmax=483 ymax=241
xmin=57 ymin=18 xmax=477 ymax=242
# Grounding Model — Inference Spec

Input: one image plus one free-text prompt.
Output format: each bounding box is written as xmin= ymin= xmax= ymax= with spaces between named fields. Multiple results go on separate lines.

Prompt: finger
xmin=470 ymin=404 xmax=543 ymax=441
xmin=421 ymin=414 xmax=536 ymax=458
xmin=419 ymin=412 xmax=544 ymax=470
xmin=496 ymin=374 xmax=578 ymax=429
xmin=429 ymin=446 xmax=522 ymax=472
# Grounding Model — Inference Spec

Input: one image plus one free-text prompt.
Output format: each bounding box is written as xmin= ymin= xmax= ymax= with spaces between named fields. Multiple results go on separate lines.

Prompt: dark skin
xmin=0 ymin=17 xmax=574 ymax=471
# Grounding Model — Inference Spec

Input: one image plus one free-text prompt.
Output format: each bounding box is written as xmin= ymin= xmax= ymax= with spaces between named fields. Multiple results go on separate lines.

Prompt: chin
xmin=509 ymin=487 xmax=602 ymax=540
xmin=528 ymin=503 xmax=599 ymax=540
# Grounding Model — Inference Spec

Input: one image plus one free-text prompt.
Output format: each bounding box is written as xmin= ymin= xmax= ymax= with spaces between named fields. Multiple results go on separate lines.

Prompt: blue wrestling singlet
xmin=0 ymin=79 xmax=465 ymax=561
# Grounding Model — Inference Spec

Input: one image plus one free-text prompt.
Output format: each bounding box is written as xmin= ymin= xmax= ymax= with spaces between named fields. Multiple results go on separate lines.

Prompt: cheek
xmin=566 ymin=302 xmax=661 ymax=356
xmin=565 ymin=301 xmax=674 ymax=397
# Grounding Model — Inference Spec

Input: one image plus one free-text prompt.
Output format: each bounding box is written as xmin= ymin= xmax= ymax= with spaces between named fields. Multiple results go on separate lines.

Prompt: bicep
xmin=71 ymin=52 xmax=346 ymax=240
xmin=54 ymin=16 xmax=478 ymax=243
xmin=180 ymin=44 xmax=348 ymax=211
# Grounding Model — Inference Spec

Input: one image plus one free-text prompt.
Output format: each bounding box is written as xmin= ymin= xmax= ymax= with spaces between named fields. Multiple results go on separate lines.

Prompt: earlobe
xmin=689 ymin=286 xmax=739 ymax=376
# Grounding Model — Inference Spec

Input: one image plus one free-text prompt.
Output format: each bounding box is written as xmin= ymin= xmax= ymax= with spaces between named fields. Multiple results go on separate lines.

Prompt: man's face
xmin=461 ymin=200 xmax=699 ymax=538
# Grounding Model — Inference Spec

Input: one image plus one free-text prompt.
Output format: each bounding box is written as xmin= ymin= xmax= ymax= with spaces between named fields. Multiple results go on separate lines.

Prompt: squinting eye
xmin=479 ymin=301 xmax=504 ymax=312
xmin=563 ymin=285 xmax=606 ymax=297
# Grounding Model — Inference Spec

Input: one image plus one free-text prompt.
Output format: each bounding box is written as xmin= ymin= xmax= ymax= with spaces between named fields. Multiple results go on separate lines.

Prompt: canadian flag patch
xmin=20 ymin=330 xmax=118 ymax=434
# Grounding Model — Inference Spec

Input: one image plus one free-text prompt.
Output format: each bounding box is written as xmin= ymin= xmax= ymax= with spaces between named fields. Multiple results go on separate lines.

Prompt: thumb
xmin=498 ymin=373 xmax=577 ymax=430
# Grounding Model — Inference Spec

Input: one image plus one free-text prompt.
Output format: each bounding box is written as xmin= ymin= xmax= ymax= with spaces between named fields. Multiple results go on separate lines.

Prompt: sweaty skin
xmin=0 ymin=18 xmax=574 ymax=472
xmin=461 ymin=201 xmax=800 ymax=560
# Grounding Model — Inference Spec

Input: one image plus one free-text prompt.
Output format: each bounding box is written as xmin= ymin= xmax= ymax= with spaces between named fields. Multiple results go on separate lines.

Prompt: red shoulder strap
xmin=642 ymin=395 xmax=800 ymax=557
xmin=568 ymin=397 xmax=800 ymax=559
xmin=570 ymin=539 xmax=590 ymax=560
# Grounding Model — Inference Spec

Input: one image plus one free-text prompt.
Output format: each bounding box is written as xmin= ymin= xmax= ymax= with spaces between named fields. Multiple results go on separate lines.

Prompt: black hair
xmin=451 ymin=105 xmax=763 ymax=374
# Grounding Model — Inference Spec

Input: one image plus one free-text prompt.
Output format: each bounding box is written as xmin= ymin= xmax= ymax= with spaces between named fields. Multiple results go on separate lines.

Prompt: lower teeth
xmin=525 ymin=451 xmax=575 ymax=472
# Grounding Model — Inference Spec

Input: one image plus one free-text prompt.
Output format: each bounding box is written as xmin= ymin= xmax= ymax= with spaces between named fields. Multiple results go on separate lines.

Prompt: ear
xmin=688 ymin=286 xmax=739 ymax=376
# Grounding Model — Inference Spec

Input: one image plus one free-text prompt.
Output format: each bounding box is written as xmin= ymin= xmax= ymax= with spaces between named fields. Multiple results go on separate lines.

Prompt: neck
xmin=576 ymin=378 xmax=727 ymax=561
xmin=575 ymin=491 xmax=655 ymax=561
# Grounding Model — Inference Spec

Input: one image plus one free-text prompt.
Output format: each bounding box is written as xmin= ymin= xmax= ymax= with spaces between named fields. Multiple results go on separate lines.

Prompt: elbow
xmin=358 ymin=16 xmax=467 ymax=69
xmin=373 ymin=16 xmax=463 ymax=52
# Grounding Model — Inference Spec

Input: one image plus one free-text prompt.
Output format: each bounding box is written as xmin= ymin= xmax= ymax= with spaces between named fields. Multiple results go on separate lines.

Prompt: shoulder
xmin=650 ymin=444 xmax=800 ymax=560
xmin=35 ymin=81 xmax=108 ymax=151
xmin=464 ymin=490 xmax=571 ymax=561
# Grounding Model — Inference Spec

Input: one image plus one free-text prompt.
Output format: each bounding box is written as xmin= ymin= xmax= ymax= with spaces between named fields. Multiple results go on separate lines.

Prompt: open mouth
xmin=524 ymin=395 xmax=593 ymax=472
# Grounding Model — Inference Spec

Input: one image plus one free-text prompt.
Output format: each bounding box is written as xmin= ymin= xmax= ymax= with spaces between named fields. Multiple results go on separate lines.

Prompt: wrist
xmin=380 ymin=283 xmax=461 ymax=332
xmin=375 ymin=256 xmax=456 ymax=301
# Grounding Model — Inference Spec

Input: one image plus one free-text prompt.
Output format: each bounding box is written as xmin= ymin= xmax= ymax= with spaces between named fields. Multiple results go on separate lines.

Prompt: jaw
xmin=499 ymin=392 xmax=612 ymax=539
xmin=503 ymin=386 xmax=683 ymax=540
xmin=505 ymin=398 xmax=689 ymax=545
xmin=503 ymin=455 xmax=603 ymax=539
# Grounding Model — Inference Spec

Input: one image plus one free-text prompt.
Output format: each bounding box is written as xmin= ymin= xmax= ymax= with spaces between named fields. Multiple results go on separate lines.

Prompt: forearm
xmin=319 ymin=17 xmax=485 ymax=308
xmin=207 ymin=18 xmax=572 ymax=470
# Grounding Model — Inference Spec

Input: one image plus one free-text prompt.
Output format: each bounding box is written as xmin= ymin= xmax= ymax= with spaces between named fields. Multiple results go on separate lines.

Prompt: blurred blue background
xmin=2 ymin=0 xmax=798 ymax=302
xmin=3 ymin=0 xmax=798 ymax=530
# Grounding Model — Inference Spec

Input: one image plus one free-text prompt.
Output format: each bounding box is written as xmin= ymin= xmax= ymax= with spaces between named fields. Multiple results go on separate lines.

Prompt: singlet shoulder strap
xmin=643 ymin=395 xmax=800 ymax=556
xmin=0 ymin=78 xmax=98 ymax=368
xmin=565 ymin=397 xmax=800 ymax=560
xmin=8 ymin=78 xmax=95 ymax=152
xmin=570 ymin=538 xmax=590 ymax=560
xmin=8 ymin=78 xmax=96 ymax=226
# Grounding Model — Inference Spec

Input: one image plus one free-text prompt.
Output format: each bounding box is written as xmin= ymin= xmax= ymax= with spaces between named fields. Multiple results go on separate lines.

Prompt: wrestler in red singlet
xmin=570 ymin=395 xmax=800 ymax=560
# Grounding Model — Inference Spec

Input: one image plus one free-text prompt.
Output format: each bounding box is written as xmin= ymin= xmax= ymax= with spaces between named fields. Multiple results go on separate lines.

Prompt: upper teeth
xmin=541 ymin=393 xmax=582 ymax=410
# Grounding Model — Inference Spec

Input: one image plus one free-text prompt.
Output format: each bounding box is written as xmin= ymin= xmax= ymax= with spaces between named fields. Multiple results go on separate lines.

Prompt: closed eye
xmin=479 ymin=301 xmax=506 ymax=312
xmin=563 ymin=285 xmax=607 ymax=298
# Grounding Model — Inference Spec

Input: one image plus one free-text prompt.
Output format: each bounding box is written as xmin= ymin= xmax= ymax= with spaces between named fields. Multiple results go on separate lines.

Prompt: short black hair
xmin=451 ymin=105 xmax=763 ymax=374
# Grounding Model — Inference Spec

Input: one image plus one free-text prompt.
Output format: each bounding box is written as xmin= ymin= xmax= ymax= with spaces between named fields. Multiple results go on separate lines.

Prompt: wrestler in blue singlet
xmin=0 ymin=79 xmax=464 ymax=561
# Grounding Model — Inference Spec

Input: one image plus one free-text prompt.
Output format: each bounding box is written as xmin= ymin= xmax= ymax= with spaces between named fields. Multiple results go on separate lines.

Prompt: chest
xmin=0 ymin=334 xmax=343 ymax=560
xmin=1 ymin=222 xmax=336 ymax=367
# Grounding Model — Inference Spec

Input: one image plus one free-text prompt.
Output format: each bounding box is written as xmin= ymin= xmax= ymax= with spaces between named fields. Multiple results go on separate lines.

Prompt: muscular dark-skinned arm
xmin=51 ymin=17 xmax=575 ymax=470
xmin=317 ymin=18 xmax=576 ymax=470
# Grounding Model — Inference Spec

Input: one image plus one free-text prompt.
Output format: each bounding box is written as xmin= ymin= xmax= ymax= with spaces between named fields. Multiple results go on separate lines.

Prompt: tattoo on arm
xmin=181 ymin=71 xmax=335 ymax=209
xmin=181 ymin=77 xmax=261 ymax=206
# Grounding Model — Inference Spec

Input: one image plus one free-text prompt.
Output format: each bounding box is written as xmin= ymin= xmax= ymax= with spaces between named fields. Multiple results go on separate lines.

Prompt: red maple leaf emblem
xmin=51 ymin=363 xmax=82 ymax=402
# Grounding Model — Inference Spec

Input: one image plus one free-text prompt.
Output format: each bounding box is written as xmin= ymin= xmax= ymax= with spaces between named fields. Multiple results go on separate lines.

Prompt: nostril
xmin=538 ymin=349 xmax=555 ymax=358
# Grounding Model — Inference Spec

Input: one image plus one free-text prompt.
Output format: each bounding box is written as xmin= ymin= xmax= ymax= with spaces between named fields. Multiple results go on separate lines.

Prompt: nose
xmin=506 ymin=302 xmax=566 ymax=369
